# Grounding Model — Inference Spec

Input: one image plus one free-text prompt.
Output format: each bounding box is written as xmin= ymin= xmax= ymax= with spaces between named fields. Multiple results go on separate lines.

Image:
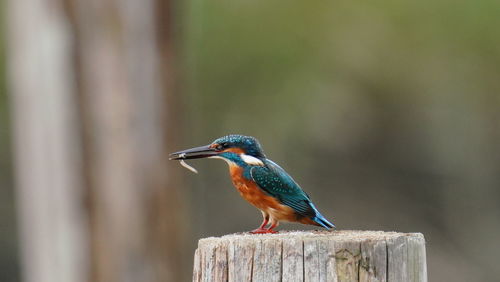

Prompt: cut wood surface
xmin=193 ymin=230 xmax=426 ymax=282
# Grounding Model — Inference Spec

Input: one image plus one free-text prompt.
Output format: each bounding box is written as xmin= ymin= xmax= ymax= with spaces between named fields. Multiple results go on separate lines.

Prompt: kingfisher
xmin=170 ymin=134 xmax=335 ymax=234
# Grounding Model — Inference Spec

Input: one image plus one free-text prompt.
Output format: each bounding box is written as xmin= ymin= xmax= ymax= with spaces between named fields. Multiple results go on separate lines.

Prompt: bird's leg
xmin=265 ymin=219 xmax=279 ymax=234
xmin=250 ymin=212 xmax=270 ymax=234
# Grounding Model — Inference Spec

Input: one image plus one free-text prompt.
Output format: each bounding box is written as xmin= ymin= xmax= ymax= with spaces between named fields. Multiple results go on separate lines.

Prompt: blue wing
xmin=249 ymin=159 xmax=334 ymax=228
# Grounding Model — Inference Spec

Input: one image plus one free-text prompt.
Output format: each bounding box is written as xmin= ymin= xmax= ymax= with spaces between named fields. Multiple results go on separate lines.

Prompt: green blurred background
xmin=2 ymin=0 xmax=500 ymax=281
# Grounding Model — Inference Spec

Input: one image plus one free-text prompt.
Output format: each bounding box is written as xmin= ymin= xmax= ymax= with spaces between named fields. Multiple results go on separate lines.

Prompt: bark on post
xmin=193 ymin=230 xmax=427 ymax=282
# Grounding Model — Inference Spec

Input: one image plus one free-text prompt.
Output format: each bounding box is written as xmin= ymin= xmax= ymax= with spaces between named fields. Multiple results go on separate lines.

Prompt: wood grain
xmin=194 ymin=231 xmax=426 ymax=282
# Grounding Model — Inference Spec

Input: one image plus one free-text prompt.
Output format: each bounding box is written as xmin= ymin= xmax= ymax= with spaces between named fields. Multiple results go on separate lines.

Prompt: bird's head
xmin=170 ymin=134 xmax=266 ymax=165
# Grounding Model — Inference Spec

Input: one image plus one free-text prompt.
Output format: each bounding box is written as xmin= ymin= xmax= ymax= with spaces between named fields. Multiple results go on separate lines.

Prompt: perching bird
xmin=170 ymin=135 xmax=335 ymax=233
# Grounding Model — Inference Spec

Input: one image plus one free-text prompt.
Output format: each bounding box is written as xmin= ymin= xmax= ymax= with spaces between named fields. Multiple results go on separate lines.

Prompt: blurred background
xmin=1 ymin=0 xmax=500 ymax=281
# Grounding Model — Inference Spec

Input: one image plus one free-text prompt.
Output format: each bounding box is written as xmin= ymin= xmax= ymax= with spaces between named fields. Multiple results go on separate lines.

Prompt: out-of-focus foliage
xmin=182 ymin=1 xmax=500 ymax=281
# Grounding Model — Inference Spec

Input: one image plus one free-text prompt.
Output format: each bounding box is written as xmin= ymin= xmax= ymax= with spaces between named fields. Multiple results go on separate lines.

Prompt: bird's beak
xmin=169 ymin=145 xmax=218 ymax=160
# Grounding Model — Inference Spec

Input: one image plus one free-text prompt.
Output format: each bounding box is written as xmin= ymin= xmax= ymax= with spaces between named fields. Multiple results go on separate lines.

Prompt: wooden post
xmin=193 ymin=230 xmax=427 ymax=282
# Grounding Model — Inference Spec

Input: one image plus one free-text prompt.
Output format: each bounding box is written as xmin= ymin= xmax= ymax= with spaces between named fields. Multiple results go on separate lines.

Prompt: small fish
xmin=179 ymin=153 xmax=198 ymax=174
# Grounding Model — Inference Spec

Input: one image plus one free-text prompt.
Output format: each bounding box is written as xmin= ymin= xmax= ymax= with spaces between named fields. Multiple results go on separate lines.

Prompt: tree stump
xmin=193 ymin=230 xmax=426 ymax=282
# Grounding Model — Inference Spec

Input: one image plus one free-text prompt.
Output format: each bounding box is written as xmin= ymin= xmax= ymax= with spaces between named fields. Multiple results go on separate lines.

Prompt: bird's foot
xmin=250 ymin=228 xmax=278 ymax=234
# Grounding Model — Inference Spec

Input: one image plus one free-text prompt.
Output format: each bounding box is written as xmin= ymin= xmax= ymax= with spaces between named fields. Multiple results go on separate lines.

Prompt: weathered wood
xmin=227 ymin=238 xmax=255 ymax=281
xmin=193 ymin=231 xmax=427 ymax=282
xmin=360 ymin=238 xmax=387 ymax=282
xmin=282 ymin=237 xmax=304 ymax=282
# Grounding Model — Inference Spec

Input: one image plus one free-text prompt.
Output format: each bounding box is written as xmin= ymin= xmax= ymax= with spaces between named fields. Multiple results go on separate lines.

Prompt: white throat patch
xmin=240 ymin=154 xmax=264 ymax=166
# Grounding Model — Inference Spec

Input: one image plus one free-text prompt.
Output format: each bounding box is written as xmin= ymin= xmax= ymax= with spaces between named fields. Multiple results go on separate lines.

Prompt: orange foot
xmin=250 ymin=228 xmax=278 ymax=234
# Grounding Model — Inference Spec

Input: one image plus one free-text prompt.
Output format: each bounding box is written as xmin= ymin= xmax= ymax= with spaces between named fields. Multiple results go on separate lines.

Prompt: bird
xmin=169 ymin=134 xmax=335 ymax=234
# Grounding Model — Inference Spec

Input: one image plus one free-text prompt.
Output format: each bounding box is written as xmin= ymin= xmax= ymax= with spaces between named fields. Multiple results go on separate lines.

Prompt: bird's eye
xmin=216 ymin=144 xmax=224 ymax=151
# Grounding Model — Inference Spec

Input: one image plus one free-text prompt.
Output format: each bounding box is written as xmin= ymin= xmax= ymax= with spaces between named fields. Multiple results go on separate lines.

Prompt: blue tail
xmin=310 ymin=203 xmax=335 ymax=229
xmin=313 ymin=213 xmax=335 ymax=229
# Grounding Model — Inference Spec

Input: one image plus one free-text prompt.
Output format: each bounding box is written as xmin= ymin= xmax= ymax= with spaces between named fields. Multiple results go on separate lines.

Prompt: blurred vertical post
xmin=68 ymin=0 xmax=185 ymax=281
xmin=7 ymin=0 xmax=89 ymax=282
xmin=8 ymin=0 xmax=185 ymax=281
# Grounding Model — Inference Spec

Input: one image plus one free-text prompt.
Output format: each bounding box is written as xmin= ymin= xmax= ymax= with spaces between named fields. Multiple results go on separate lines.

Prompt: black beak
xmin=169 ymin=145 xmax=218 ymax=160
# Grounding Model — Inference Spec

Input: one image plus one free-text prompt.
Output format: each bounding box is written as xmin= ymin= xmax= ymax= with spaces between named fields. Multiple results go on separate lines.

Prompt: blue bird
xmin=170 ymin=135 xmax=335 ymax=233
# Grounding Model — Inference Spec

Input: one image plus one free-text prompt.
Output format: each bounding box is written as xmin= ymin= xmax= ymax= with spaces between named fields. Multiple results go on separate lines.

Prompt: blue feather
xmin=251 ymin=160 xmax=336 ymax=229
xmin=310 ymin=203 xmax=335 ymax=229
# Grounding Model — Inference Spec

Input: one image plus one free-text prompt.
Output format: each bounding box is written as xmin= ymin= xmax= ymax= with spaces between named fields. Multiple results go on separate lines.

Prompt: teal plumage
xmin=170 ymin=134 xmax=335 ymax=233
xmin=250 ymin=159 xmax=334 ymax=228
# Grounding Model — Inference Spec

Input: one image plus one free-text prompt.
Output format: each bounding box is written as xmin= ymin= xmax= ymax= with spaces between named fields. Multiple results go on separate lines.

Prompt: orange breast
xmin=229 ymin=165 xmax=297 ymax=222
